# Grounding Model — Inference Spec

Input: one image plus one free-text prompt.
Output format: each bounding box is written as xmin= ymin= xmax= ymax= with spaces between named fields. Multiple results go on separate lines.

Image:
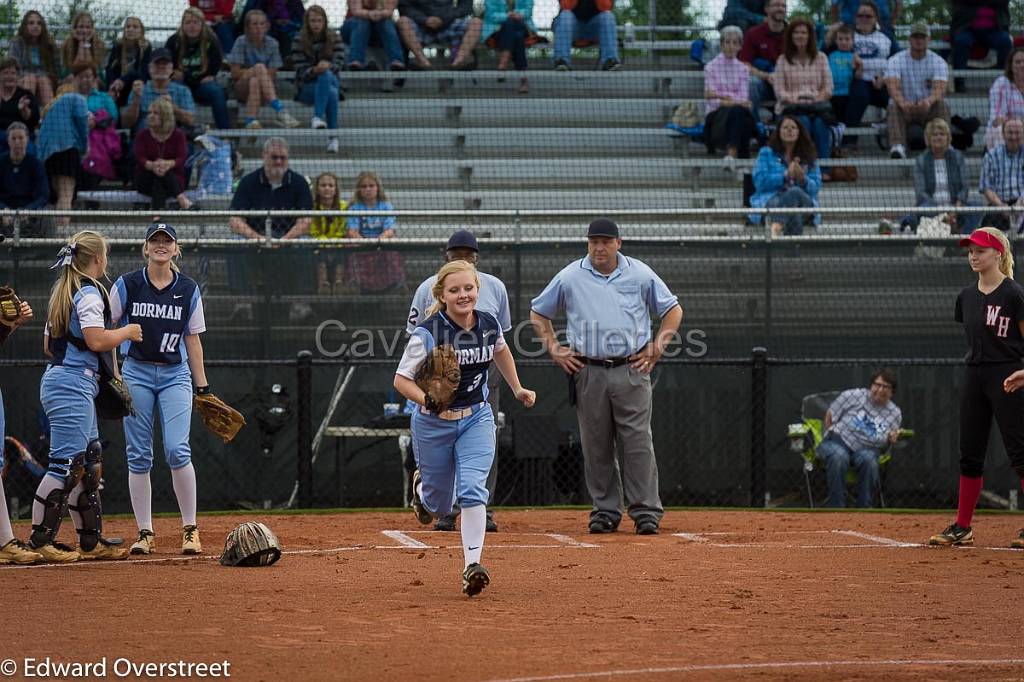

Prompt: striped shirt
xmin=979 ymin=143 xmax=1024 ymax=202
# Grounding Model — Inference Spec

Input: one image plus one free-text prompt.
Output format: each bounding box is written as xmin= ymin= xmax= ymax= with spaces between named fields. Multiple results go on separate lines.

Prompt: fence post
xmin=750 ymin=346 xmax=768 ymax=508
xmin=296 ymin=350 xmax=313 ymax=509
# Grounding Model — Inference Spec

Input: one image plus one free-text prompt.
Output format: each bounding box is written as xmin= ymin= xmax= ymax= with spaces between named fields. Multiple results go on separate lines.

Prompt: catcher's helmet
xmin=219 ymin=521 xmax=282 ymax=567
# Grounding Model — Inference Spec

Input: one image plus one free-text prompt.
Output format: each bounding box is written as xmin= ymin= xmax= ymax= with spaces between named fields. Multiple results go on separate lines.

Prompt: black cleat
xmin=462 ymin=562 xmax=490 ymax=596
xmin=411 ymin=470 xmax=433 ymax=525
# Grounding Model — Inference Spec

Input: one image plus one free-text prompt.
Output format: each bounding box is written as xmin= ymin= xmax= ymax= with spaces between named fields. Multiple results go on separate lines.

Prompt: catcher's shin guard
xmin=30 ymin=453 xmax=86 ymax=548
xmin=69 ymin=440 xmax=122 ymax=551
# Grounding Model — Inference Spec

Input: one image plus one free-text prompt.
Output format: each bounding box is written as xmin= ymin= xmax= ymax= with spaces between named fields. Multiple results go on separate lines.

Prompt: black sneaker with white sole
xmin=462 ymin=562 xmax=490 ymax=596
xmin=411 ymin=469 xmax=433 ymax=525
xmin=928 ymin=523 xmax=973 ymax=546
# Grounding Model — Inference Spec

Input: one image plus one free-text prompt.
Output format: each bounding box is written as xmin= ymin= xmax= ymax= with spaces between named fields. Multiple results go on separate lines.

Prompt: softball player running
xmin=32 ymin=230 xmax=141 ymax=562
xmin=0 ymin=294 xmax=44 ymax=564
xmin=109 ymin=223 xmax=209 ymax=556
xmin=930 ymin=228 xmax=1024 ymax=548
xmin=394 ymin=261 xmax=535 ymax=596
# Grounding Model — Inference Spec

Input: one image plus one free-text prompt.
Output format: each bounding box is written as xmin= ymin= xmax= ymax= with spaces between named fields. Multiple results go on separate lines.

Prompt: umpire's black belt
xmin=577 ymin=356 xmax=630 ymax=368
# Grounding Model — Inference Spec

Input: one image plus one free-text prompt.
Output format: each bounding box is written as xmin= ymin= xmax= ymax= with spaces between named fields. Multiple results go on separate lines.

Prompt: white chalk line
xmin=672 ymin=529 xmax=1024 ymax=552
xmin=833 ymin=530 xmax=921 ymax=547
xmin=475 ymin=657 xmax=1024 ymax=682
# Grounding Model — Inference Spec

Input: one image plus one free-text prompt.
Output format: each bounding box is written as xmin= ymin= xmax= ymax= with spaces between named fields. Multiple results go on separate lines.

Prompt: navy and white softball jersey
xmin=955 ymin=278 xmax=1024 ymax=365
xmin=45 ymin=283 xmax=106 ymax=371
xmin=397 ymin=311 xmax=506 ymax=410
xmin=110 ymin=269 xmax=206 ymax=364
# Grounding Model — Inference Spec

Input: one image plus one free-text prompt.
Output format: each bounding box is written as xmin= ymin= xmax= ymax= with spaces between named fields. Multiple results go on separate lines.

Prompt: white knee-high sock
xmin=0 ymin=479 xmax=14 ymax=545
xmin=461 ymin=504 xmax=486 ymax=568
xmin=129 ymin=472 xmax=153 ymax=531
xmin=31 ymin=475 xmax=63 ymax=528
xmin=171 ymin=463 xmax=197 ymax=527
xmin=67 ymin=481 xmax=85 ymax=530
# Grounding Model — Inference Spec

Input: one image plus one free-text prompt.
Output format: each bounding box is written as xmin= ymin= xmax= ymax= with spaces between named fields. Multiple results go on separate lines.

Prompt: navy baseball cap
xmin=146 ymin=223 xmax=178 ymax=241
xmin=446 ymin=229 xmax=479 ymax=252
xmin=587 ymin=218 xmax=620 ymax=238
xmin=150 ymin=48 xmax=173 ymax=63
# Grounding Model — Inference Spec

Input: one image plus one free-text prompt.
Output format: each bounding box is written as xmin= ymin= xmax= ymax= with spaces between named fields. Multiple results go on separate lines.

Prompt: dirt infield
xmin=5 ymin=509 xmax=1024 ymax=682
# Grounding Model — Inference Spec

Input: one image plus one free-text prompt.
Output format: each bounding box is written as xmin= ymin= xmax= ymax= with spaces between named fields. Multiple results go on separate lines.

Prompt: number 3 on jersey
xmin=467 ymin=373 xmax=483 ymax=392
xmin=160 ymin=333 xmax=181 ymax=353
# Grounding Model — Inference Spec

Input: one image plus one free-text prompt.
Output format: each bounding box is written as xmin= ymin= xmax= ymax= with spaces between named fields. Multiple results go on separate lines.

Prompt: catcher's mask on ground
xmin=219 ymin=522 xmax=282 ymax=567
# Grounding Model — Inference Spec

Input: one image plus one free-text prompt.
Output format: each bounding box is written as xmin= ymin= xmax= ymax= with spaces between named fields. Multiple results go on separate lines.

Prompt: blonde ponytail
xmin=977 ymin=227 xmax=1014 ymax=278
xmin=47 ymin=230 xmax=110 ymax=338
xmin=425 ymin=261 xmax=480 ymax=318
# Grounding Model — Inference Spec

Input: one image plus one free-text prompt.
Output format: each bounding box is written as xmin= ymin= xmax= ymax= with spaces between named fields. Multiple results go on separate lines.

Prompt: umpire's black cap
xmin=587 ymin=217 xmax=620 ymax=238
xmin=446 ymin=229 xmax=479 ymax=252
xmin=146 ymin=223 xmax=178 ymax=242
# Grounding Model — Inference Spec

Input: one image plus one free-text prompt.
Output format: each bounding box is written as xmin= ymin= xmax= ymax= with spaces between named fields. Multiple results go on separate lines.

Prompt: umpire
xmin=406 ymin=229 xmax=511 ymax=532
xmin=530 ymin=218 xmax=682 ymax=535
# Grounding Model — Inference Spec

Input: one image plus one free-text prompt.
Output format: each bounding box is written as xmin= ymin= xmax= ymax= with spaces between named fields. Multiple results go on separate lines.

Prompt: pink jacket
xmin=82 ymin=109 xmax=121 ymax=180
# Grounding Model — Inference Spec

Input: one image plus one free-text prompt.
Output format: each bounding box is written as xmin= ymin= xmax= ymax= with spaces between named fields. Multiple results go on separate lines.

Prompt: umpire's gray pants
xmin=575 ymin=364 xmax=664 ymax=526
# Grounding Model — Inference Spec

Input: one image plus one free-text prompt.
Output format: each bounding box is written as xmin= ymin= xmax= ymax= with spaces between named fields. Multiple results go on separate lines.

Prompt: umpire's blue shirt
xmin=531 ymin=253 xmax=679 ymax=359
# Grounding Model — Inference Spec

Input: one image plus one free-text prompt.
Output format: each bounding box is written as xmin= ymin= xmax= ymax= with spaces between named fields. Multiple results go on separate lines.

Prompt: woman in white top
xmin=908 ymin=118 xmax=981 ymax=233
xmin=986 ymin=47 xmax=1024 ymax=149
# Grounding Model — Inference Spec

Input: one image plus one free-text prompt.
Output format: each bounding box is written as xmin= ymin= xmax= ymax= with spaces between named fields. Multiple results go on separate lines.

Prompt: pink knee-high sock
xmin=955 ymin=475 xmax=984 ymax=528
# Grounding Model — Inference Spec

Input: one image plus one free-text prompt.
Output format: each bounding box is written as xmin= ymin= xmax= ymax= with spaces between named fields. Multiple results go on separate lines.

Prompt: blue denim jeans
xmin=342 ymin=17 xmax=404 ymax=66
xmin=795 ymin=114 xmax=832 ymax=160
xmin=952 ymin=28 xmax=1012 ymax=70
xmin=749 ymin=76 xmax=775 ymax=123
xmin=817 ymin=435 xmax=880 ymax=508
xmin=297 ymin=72 xmax=340 ymax=128
xmin=767 ymin=186 xmax=814 ymax=235
xmin=214 ymin=20 xmax=236 ymax=55
xmin=552 ymin=10 xmax=618 ymax=65
xmin=495 ymin=18 xmax=529 ymax=70
xmin=194 ymin=80 xmax=231 ymax=130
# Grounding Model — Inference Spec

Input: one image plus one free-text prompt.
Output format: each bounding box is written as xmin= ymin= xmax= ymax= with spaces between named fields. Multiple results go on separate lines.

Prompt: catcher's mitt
xmin=415 ymin=344 xmax=461 ymax=413
xmin=0 ymin=286 xmax=22 ymax=325
xmin=194 ymin=391 xmax=246 ymax=443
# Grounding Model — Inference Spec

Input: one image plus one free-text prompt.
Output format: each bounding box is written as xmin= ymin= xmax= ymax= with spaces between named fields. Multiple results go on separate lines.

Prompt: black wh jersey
xmin=110 ymin=269 xmax=206 ymax=364
xmin=956 ymin=277 xmax=1024 ymax=364
xmin=396 ymin=310 xmax=506 ymax=409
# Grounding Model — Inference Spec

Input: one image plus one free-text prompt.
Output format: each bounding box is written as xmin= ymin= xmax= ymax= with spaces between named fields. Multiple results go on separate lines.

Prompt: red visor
xmin=959 ymin=230 xmax=1005 ymax=254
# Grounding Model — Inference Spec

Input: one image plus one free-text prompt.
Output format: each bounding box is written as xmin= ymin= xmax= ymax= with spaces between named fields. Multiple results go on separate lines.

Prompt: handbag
xmin=672 ymin=101 xmax=701 ymax=128
xmin=782 ymin=101 xmax=837 ymax=126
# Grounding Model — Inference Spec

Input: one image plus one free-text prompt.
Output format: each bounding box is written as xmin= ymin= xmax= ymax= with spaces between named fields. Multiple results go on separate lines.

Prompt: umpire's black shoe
xmin=635 ymin=519 xmax=659 ymax=535
xmin=434 ymin=514 xmax=457 ymax=531
xmin=485 ymin=513 xmax=498 ymax=533
xmin=462 ymin=562 xmax=490 ymax=597
xmin=588 ymin=514 xmax=617 ymax=534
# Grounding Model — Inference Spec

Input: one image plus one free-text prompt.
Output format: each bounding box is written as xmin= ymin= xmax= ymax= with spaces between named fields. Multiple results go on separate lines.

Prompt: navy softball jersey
xmin=955 ymin=277 xmax=1024 ymax=364
xmin=397 ymin=310 xmax=506 ymax=409
xmin=110 ymin=269 xmax=206 ymax=362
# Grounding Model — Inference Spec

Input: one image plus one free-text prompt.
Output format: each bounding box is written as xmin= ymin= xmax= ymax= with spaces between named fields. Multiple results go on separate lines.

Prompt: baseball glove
xmin=194 ymin=391 xmax=246 ymax=443
xmin=415 ymin=344 xmax=461 ymax=413
xmin=0 ymin=286 xmax=22 ymax=325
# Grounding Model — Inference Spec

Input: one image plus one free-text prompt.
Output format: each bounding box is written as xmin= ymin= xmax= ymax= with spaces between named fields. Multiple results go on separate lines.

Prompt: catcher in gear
xmin=108 ymin=223 xmax=215 ymax=557
xmin=394 ymin=261 xmax=535 ymax=596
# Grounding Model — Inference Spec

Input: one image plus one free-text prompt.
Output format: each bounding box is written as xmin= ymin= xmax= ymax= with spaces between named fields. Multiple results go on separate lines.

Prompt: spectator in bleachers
xmin=72 ymin=62 xmax=118 ymax=125
xmin=827 ymin=24 xmax=856 ymax=128
xmin=831 ymin=0 xmax=898 ymax=38
xmin=37 ymin=86 xmax=90 ymax=229
xmin=105 ymin=17 xmax=152 ymax=108
xmin=885 ymin=22 xmax=949 ymax=159
xmin=80 ymin=105 xmax=120 ymax=191
xmin=60 ymin=12 xmax=106 ymax=86
xmin=347 ymin=171 xmax=396 ymax=238
xmin=227 ymin=9 xmax=300 ymax=129
xmin=718 ymin=0 xmax=764 ymax=33
xmin=243 ymin=0 xmax=306 ymax=62
xmin=0 ymin=122 xmax=49 ymax=237
xmin=839 ymin=1 xmax=890 ymax=146
xmin=168 ymin=8 xmax=231 ymax=132
xmin=705 ymin=25 xmax=757 ymax=175
xmin=773 ymin=18 xmax=833 ymax=162
xmin=290 ymin=4 xmax=344 ymax=153
xmin=229 ymin=136 xmax=312 ymax=239
xmin=985 ymin=46 xmax=1024 ymax=150
xmin=342 ymin=0 xmax=406 ymax=72
xmin=310 ymin=172 xmax=349 ymax=294
xmin=9 ymin=11 xmax=57 ymax=108
xmin=483 ymin=0 xmax=540 ymax=94
xmin=0 ymin=59 xmax=39 ymax=154
xmin=122 ymin=49 xmax=197 ymax=133
xmin=908 ymin=118 xmax=982 ymax=234
xmin=739 ymin=0 xmax=787 ymax=122
xmin=951 ymin=0 xmax=1012 ymax=87
xmin=979 ymin=117 xmax=1024 ymax=231
xmin=750 ymin=115 xmax=821 ymax=235
xmin=190 ymin=0 xmax=237 ymax=54
xmin=551 ymin=0 xmax=620 ymax=72
xmin=134 ymin=99 xmax=194 ymax=211
xmin=398 ymin=0 xmax=482 ymax=70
